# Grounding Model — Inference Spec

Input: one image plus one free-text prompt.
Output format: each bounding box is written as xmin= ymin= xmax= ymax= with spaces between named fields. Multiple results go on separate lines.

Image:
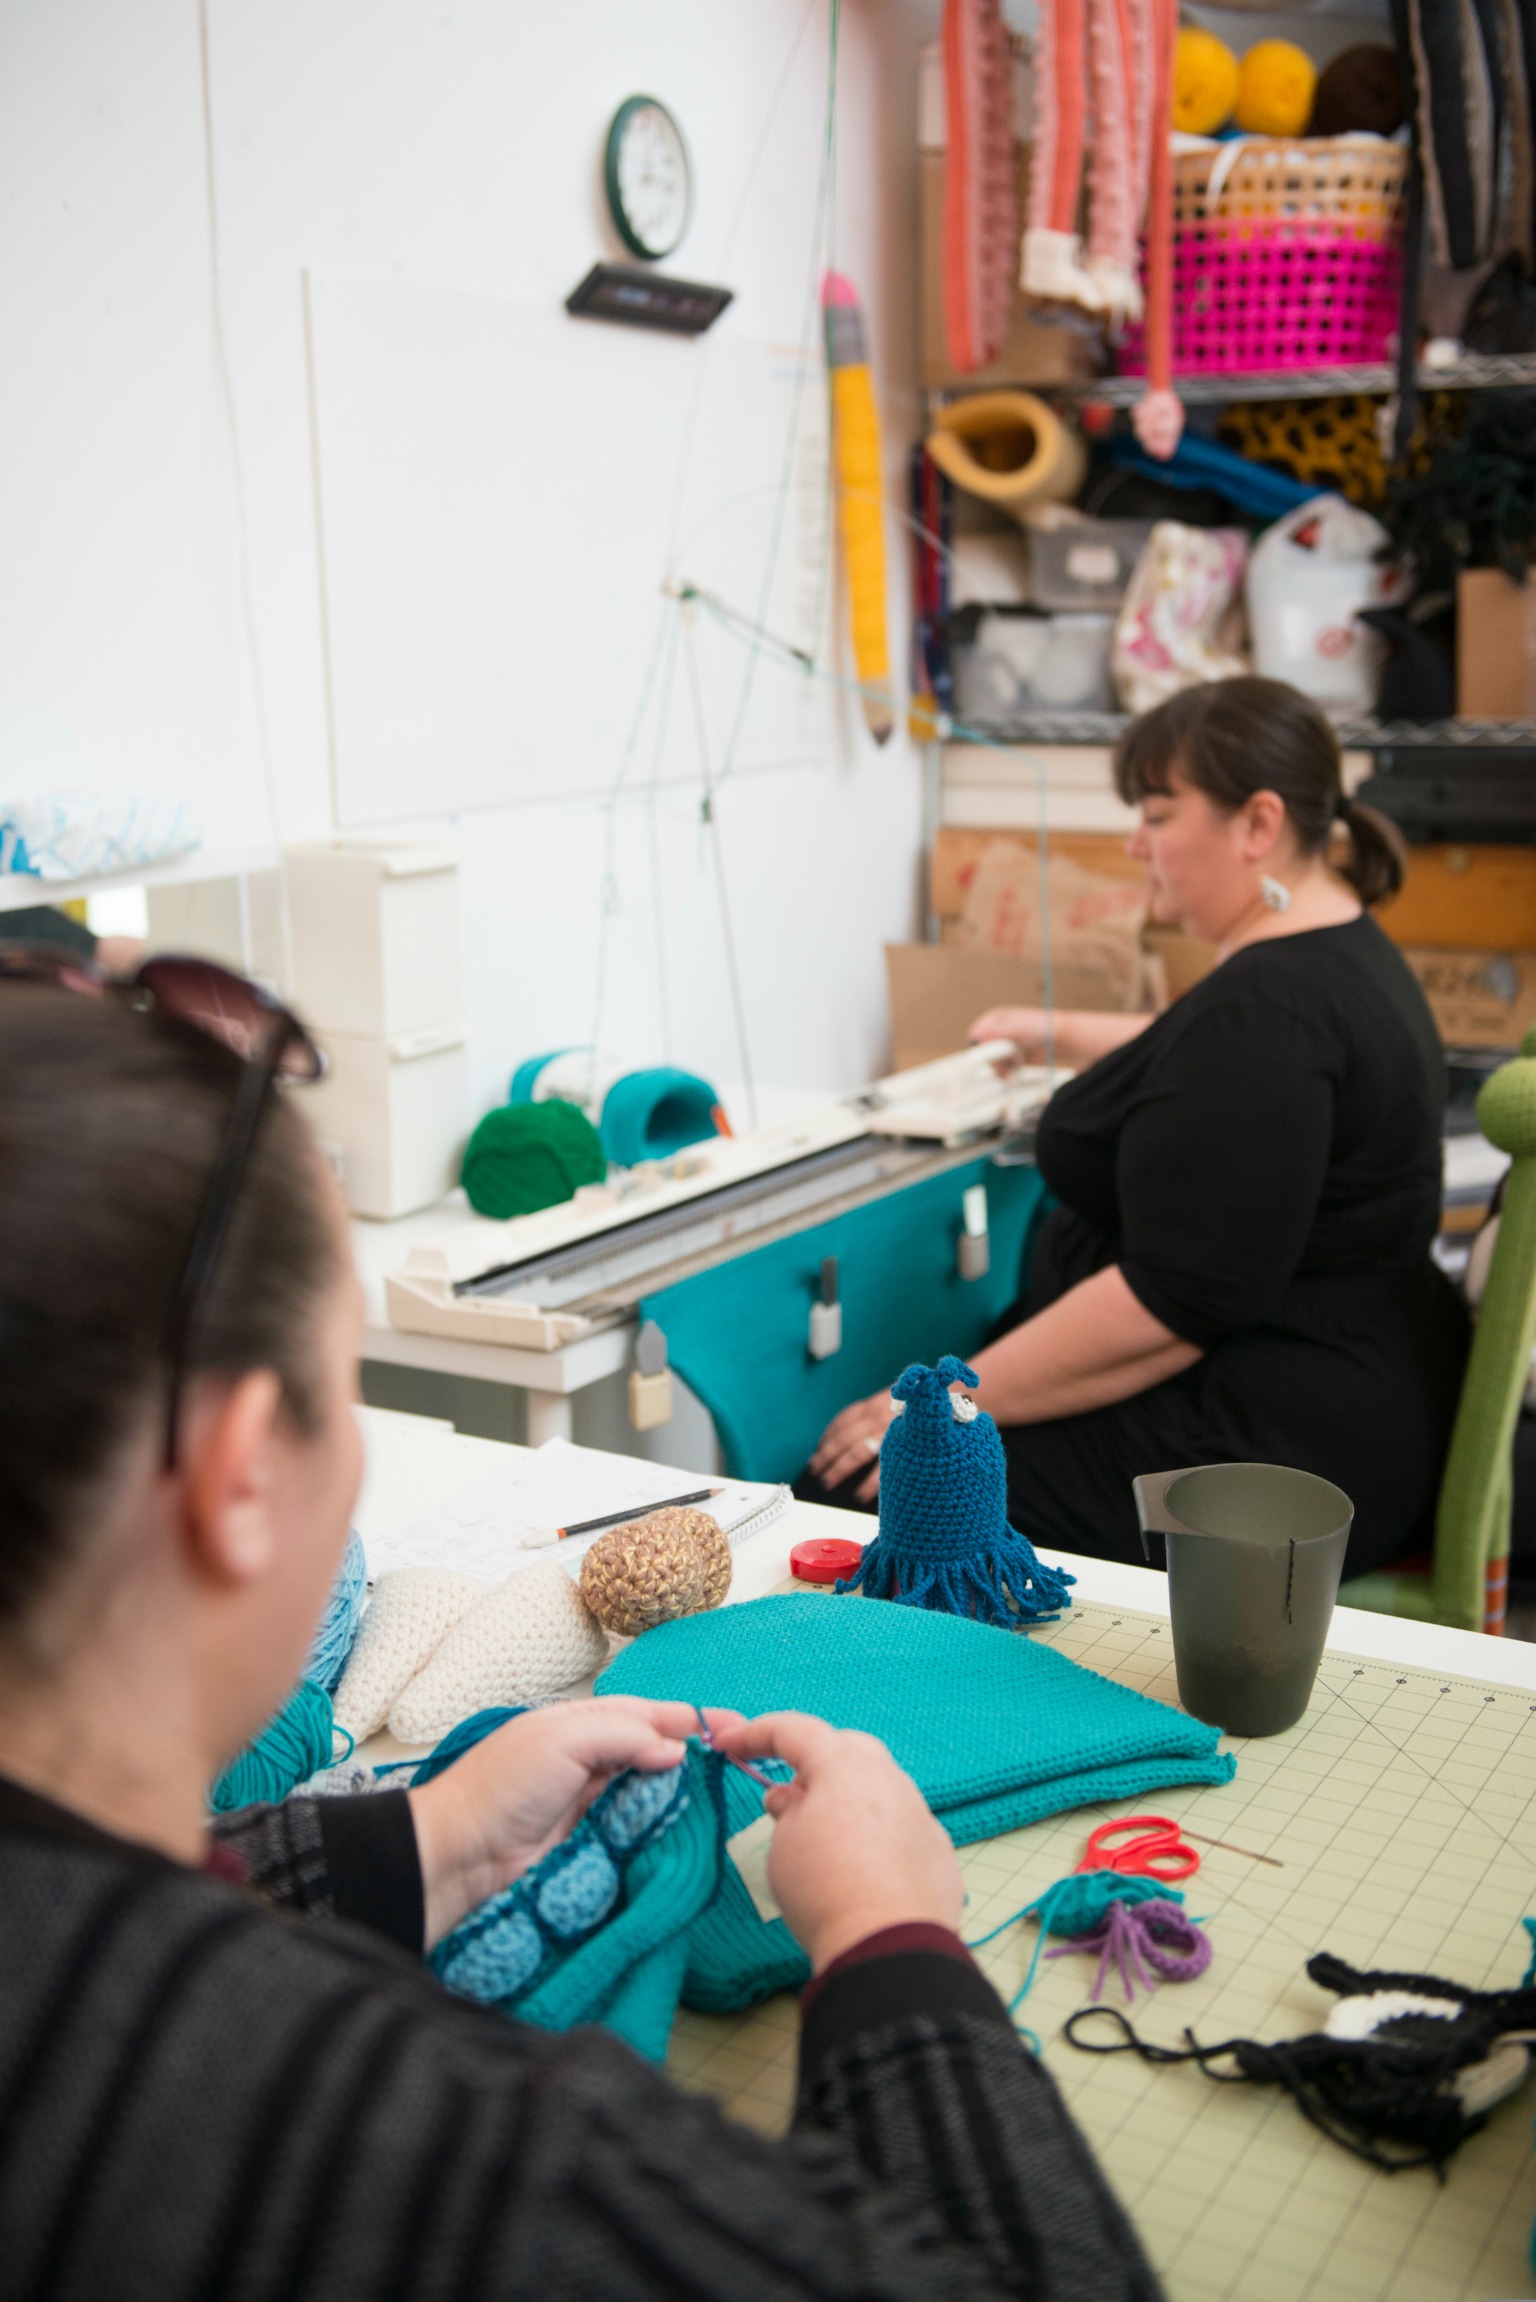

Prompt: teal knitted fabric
xmin=839 ymin=1358 xmax=1075 ymax=1625
xmin=598 ymin=1594 xmax=1237 ymax=2010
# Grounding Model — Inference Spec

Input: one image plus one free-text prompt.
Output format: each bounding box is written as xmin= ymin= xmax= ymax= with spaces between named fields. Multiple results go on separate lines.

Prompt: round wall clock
xmin=605 ymin=96 xmax=692 ymax=262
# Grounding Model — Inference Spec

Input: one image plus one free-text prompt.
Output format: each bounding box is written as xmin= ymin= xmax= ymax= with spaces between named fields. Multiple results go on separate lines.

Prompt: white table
xmin=354 ymin=1405 xmax=1536 ymax=1689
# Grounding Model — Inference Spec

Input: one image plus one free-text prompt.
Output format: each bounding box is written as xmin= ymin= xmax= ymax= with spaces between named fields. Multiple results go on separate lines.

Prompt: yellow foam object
xmin=1174 ymin=27 xmax=1239 ymax=136
xmin=1236 ymin=39 xmax=1318 ymax=137
xmin=924 ymin=392 xmax=1088 ymax=525
xmin=830 ymin=361 xmax=894 ymax=743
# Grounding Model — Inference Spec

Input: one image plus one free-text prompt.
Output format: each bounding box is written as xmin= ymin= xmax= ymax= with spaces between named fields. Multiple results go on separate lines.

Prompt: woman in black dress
xmin=811 ymin=678 xmax=1467 ymax=1578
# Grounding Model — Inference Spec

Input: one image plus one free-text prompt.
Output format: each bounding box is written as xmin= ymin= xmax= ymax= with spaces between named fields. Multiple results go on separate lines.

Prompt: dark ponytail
xmin=1332 ymin=795 xmax=1406 ymax=907
xmin=1113 ymin=676 xmax=1406 ymax=908
xmin=0 ymin=989 xmax=337 ymax=1631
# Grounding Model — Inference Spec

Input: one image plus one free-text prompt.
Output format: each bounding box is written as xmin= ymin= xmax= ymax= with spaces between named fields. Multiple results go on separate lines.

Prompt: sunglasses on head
xmin=0 ymin=944 xmax=325 ymax=1469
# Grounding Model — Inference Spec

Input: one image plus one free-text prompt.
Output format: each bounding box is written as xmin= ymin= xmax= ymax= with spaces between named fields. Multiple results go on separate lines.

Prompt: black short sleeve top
xmin=1031 ymin=915 xmax=1446 ymax=1350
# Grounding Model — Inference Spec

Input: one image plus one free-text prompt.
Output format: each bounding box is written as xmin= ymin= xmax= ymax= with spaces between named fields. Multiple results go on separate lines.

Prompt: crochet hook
xmin=693 ymin=1705 xmax=777 ymax=1790
xmin=522 ymin=1487 xmax=721 ymax=1548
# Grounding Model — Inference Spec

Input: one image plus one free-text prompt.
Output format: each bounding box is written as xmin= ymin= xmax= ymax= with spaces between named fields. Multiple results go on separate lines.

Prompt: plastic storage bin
xmin=952 ymin=609 xmax=1116 ymax=721
xmin=303 ymin=1024 xmax=469 ymax=1220
xmin=285 ymin=842 xmax=463 ymax=1039
xmin=1029 ymin=522 xmax=1153 ymax=611
xmin=1119 ymin=136 xmax=1408 ymax=376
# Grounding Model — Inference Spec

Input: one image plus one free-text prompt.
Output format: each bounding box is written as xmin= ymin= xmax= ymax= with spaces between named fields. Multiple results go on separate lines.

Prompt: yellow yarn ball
xmin=1235 ymin=39 xmax=1318 ymax=137
xmin=1174 ymin=27 xmax=1240 ymax=136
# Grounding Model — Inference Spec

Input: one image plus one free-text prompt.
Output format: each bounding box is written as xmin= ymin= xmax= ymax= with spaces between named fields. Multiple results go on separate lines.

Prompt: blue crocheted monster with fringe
xmin=838 ymin=1355 xmax=1075 ymax=1626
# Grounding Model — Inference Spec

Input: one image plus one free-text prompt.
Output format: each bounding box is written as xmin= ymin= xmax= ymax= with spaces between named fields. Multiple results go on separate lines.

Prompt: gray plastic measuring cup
xmin=1133 ymin=1463 xmax=1353 ymax=1737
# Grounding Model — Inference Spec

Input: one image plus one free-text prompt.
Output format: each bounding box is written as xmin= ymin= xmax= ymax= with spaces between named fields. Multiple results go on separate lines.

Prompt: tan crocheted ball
xmin=579 ymin=1507 xmax=732 ymax=1638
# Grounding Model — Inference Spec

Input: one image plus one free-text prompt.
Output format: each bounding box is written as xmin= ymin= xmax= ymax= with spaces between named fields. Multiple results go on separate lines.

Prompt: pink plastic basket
xmin=1119 ymin=137 xmax=1407 ymax=378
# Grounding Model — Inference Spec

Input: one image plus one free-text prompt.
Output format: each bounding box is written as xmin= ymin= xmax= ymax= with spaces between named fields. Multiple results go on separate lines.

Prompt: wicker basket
xmin=1121 ymin=136 xmax=1409 ymax=378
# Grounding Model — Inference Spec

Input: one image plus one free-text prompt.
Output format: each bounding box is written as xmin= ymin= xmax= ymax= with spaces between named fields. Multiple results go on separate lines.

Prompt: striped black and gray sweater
xmin=0 ymin=1774 xmax=1161 ymax=2301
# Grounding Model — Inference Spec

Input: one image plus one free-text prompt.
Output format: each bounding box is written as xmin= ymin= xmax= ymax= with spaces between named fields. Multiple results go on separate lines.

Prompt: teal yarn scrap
xmin=460 ymin=1099 xmax=606 ymax=1220
xmin=970 ymin=1873 xmax=1177 ymax=2010
xmin=209 ymin=1679 xmax=343 ymax=1814
xmin=303 ymin=1528 xmax=367 ymax=1695
xmin=836 ymin=1358 xmax=1075 ymax=1628
xmin=417 ymin=1714 xmax=729 ymax=2062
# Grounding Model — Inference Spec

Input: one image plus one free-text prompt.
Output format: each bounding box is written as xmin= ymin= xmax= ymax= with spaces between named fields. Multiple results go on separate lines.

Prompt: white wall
xmin=0 ymin=0 xmax=929 ymax=1119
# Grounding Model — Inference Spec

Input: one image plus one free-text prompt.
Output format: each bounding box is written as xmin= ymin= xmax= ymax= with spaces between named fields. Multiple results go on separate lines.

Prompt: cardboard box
xmin=1456 ymin=568 xmax=1536 ymax=718
xmin=929 ymin=826 xmax=1218 ymax=1003
xmin=950 ymin=834 xmax=1150 ymax=1007
xmin=1400 ymin=947 xmax=1536 ymax=1049
xmin=888 ymin=942 xmax=1147 ymax=1073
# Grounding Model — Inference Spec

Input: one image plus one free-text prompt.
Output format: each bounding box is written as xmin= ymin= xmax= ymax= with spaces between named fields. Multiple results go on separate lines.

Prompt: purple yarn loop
xmin=1047 ymin=1894 xmax=1212 ymax=2005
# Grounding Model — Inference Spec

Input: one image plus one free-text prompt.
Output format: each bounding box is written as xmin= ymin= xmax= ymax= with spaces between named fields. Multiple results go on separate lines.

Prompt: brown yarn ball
xmin=578 ymin=1507 xmax=732 ymax=1638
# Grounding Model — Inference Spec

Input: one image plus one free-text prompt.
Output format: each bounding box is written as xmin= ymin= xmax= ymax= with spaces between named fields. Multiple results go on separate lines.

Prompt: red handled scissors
xmin=1076 ymin=1814 xmax=1200 ymax=1883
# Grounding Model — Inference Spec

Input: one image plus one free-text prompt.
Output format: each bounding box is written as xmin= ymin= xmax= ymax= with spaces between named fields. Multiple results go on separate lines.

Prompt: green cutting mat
xmin=669 ymin=1601 xmax=1536 ymax=2302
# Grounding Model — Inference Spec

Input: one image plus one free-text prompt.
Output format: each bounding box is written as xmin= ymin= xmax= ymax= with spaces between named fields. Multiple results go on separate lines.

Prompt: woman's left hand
xmin=408 ymin=1696 xmax=741 ymax=1949
xmin=809 ymin=1388 xmax=898 ymax=1502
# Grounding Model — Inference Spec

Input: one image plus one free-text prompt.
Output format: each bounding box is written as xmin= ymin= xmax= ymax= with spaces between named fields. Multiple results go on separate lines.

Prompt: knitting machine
xmin=384 ymin=1042 xmax=1064 ymax=1353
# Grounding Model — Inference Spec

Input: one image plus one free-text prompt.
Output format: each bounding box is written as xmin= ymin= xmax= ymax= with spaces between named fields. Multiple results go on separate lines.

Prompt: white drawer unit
xmin=303 ymin=1022 xmax=469 ymax=1221
xmin=284 ymin=840 xmax=463 ymax=1040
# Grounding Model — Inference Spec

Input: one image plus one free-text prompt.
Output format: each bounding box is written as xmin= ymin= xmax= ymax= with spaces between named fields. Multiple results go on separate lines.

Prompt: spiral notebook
xmin=362 ymin=1437 xmax=793 ymax=1585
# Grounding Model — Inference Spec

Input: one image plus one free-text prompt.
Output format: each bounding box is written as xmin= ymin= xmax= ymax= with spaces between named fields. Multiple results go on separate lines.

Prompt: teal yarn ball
xmin=461 ymin=1100 xmax=606 ymax=1220
xmin=598 ymin=1068 xmax=720 ymax=1166
xmin=303 ymin=1528 xmax=367 ymax=1695
xmin=209 ymin=1679 xmax=339 ymax=1813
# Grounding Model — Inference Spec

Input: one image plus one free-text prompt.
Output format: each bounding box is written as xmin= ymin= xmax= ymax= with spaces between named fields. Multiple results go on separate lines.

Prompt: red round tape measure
xmin=790 ymin=1537 xmax=865 ymax=1585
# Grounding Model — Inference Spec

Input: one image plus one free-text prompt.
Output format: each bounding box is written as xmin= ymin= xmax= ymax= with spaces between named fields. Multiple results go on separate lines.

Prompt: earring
xmin=1260 ymin=874 xmax=1292 ymax=914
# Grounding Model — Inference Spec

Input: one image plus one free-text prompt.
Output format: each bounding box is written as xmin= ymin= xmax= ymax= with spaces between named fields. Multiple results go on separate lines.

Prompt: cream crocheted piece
xmin=390 ymin=1563 xmax=609 ymax=1745
xmin=332 ymin=1568 xmax=482 ymax=1743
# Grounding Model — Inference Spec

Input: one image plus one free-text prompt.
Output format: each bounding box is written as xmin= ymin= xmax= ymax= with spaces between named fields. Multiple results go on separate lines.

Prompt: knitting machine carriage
xmin=383 ymin=1042 xmax=1063 ymax=1357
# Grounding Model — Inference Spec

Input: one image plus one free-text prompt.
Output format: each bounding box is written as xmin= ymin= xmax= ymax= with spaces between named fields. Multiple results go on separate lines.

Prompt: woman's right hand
xmin=808 ymin=1387 xmax=898 ymax=1500
xmin=712 ymin=1712 xmax=963 ymax=1972
xmin=969 ymin=1006 xmax=1052 ymax=1061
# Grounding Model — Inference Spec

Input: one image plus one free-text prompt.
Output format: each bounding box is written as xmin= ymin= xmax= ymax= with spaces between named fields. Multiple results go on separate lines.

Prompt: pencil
xmin=521 ymin=1487 xmax=721 ymax=1549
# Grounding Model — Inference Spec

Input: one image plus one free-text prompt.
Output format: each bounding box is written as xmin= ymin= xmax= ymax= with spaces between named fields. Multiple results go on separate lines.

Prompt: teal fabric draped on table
xmin=639 ymin=1158 xmax=1049 ymax=1483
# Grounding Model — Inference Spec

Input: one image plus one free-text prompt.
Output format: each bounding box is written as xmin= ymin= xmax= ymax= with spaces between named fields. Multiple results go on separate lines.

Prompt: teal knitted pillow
xmin=598 ymin=1594 xmax=1237 ymax=2012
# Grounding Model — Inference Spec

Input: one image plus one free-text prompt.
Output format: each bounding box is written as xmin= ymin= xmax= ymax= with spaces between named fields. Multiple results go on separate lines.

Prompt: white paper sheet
xmin=361 ymin=1437 xmax=791 ymax=1584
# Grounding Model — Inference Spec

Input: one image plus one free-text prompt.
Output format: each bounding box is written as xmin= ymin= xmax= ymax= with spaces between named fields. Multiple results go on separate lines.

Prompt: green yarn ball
xmin=461 ymin=1099 xmax=607 ymax=1220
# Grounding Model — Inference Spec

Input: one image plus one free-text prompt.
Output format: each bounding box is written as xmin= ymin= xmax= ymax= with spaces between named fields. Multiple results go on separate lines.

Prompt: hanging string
xmin=587 ymin=600 xmax=677 ymax=1107
xmin=197 ymin=0 xmax=294 ymax=988
xmin=682 ymin=605 xmax=758 ymax=1125
xmin=645 ymin=609 xmax=685 ymax=1066
xmin=711 ymin=0 xmax=843 ymax=805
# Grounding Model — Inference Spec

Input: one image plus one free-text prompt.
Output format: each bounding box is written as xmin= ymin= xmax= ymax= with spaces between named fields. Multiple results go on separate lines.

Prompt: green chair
xmin=1340 ymin=1026 xmax=1536 ymax=1636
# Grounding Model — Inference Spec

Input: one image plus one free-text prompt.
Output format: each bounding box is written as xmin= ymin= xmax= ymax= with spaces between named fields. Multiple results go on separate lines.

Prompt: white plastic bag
xmin=0 ymin=788 xmax=201 ymax=881
xmin=1245 ymin=495 xmax=1403 ymax=711
xmin=1112 ymin=523 xmax=1249 ymax=715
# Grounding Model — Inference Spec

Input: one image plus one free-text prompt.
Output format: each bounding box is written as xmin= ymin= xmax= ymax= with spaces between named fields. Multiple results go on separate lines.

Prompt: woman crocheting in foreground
xmin=810 ymin=678 xmax=1468 ymax=1579
xmin=0 ymin=965 xmax=1159 ymax=2301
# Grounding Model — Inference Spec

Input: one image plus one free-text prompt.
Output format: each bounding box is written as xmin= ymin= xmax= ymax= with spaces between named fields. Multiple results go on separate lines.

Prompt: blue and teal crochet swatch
xmin=417 ymin=1709 xmax=727 ymax=2063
